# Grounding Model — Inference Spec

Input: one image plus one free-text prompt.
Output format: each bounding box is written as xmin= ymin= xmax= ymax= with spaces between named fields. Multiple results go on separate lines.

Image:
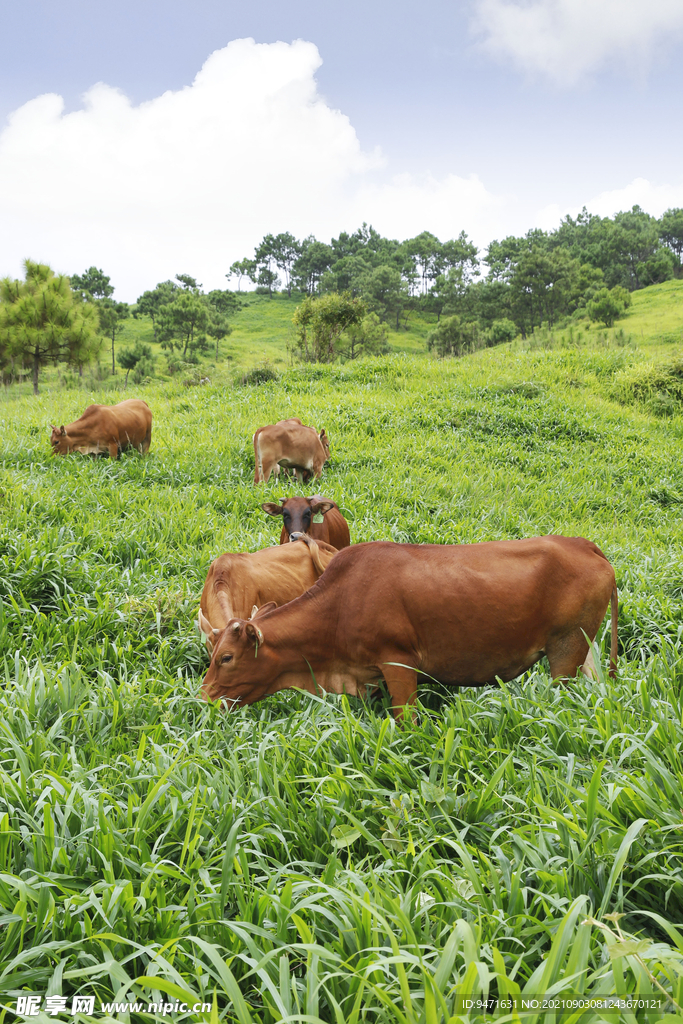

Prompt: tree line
xmin=0 ymin=264 xmax=240 ymax=393
xmin=229 ymin=206 xmax=682 ymax=355
xmin=1 ymin=205 xmax=681 ymax=389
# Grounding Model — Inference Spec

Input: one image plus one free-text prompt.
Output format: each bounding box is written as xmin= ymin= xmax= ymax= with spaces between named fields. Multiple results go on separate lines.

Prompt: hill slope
xmin=3 ymin=329 xmax=683 ymax=1017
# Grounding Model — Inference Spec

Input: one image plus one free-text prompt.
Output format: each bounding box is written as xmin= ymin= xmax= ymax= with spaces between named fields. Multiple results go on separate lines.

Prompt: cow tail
xmin=609 ymin=584 xmax=618 ymax=679
xmin=298 ymin=534 xmax=330 ymax=576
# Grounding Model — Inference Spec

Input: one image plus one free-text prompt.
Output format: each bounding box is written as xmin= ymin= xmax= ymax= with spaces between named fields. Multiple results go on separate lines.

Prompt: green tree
xmin=659 ymin=208 xmax=683 ymax=270
xmin=98 ymin=299 xmax=130 ymax=375
xmin=134 ymin=280 xmax=178 ymax=341
xmin=337 ymin=313 xmax=390 ymax=360
xmin=361 ymin=265 xmax=410 ymax=329
xmin=292 ymin=238 xmax=334 ymax=294
xmin=157 ymin=292 xmax=210 ymax=359
xmin=0 ymin=260 xmax=100 ymax=394
xmin=70 ymin=266 xmax=114 ymax=300
xmin=587 ymin=286 xmax=632 ymax=327
xmin=268 ymin=232 xmax=303 ymax=297
xmin=293 ymin=292 xmax=366 ymax=362
xmin=427 ymin=315 xmax=482 ymax=358
xmin=228 ymin=259 xmax=256 ymax=291
xmin=118 ymin=341 xmax=155 ymax=388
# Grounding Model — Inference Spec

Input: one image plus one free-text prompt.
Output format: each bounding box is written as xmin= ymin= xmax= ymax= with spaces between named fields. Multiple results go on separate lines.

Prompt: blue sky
xmin=1 ymin=0 xmax=682 ymax=298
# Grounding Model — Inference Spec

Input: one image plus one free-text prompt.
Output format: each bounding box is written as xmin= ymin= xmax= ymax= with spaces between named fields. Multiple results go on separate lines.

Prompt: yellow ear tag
xmin=313 ymin=513 xmax=324 ymax=523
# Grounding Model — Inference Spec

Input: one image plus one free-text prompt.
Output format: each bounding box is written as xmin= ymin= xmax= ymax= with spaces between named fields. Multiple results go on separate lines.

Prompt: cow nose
xmin=289 ymin=532 xmax=304 ymax=542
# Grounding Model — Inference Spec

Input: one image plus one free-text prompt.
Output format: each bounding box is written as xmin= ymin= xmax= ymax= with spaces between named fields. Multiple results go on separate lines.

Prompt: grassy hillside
xmin=3 ymin=320 xmax=683 ymax=1020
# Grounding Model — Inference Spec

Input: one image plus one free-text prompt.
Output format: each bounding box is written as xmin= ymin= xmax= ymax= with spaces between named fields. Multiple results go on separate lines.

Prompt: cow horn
xmin=250 ymin=605 xmax=258 ymax=618
xmin=232 ymin=621 xmax=241 ymax=632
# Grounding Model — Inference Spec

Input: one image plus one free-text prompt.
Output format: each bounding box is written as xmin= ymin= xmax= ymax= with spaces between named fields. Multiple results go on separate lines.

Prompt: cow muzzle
xmin=289 ymin=532 xmax=305 ymax=542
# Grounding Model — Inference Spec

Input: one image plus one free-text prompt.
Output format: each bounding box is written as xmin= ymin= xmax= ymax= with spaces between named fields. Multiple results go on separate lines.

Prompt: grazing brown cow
xmin=50 ymin=400 xmax=152 ymax=459
xmin=253 ymin=420 xmax=330 ymax=484
xmin=197 ymin=535 xmax=338 ymax=650
xmin=261 ymin=495 xmax=351 ymax=549
xmin=252 ymin=419 xmax=303 ymax=485
xmin=201 ymin=536 xmax=618 ymax=718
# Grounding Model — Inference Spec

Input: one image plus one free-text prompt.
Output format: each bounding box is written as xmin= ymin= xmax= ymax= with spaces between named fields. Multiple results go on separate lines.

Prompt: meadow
xmin=2 ymin=286 xmax=683 ymax=1022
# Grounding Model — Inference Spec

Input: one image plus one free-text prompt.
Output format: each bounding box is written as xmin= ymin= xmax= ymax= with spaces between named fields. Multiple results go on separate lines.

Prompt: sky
xmin=0 ymin=0 xmax=682 ymax=299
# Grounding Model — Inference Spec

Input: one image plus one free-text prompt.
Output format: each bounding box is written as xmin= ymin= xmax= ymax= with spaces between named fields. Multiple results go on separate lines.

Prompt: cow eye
xmin=221 ymin=654 xmax=233 ymax=665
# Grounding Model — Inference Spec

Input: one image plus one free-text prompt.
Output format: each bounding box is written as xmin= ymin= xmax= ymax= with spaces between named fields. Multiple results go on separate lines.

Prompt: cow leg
xmin=108 ymin=441 xmax=119 ymax=459
xmin=546 ymin=629 xmax=592 ymax=684
xmin=380 ymin=657 xmax=418 ymax=722
xmin=258 ymin=458 xmax=274 ymax=484
xmin=580 ymin=645 xmax=598 ymax=681
xmin=142 ymin=427 xmax=152 ymax=454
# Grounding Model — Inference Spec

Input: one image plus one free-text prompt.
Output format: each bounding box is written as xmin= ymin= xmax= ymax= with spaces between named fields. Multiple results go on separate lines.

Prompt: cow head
xmin=198 ymin=604 xmax=261 ymax=651
xmin=200 ymin=604 xmax=278 ymax=707
xmin=50 ymin=425 xmax=72 ymax=455
xmin=262 ymin=496 xmax=335 ymax=540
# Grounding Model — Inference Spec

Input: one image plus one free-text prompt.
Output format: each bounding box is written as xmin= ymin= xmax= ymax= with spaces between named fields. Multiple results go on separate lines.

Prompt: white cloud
xmin=471 ymin=0 xmax=683 ymax=84
xmin=0 ymin=38 xmax=502 ymax=300
xmin=536 ymin=176 xmax=683 ymax=230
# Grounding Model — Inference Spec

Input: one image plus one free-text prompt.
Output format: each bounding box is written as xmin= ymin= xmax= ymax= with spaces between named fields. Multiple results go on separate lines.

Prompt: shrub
xmin=487 ymin=318 xmax=517 ymax=347
xmin=427 ymin=315 xmax=483 ymax=358
xmin=240 ymin=362 xmax=279 ymax=386
xmin=337 ymin=312 xmax=390 ymax=361
xmin=587 ymin=286 xmax=632 ymax=328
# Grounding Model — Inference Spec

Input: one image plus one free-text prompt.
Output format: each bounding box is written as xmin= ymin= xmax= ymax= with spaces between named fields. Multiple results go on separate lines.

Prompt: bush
xmin=119 ymin=341 xmax=155 ymax=387
xmin=587 ymin=286 xmax=632 ymax=328
xmin=427 ymin=315 xmax=483 ymax=358
xmin=487 ymin=318 xmax=517 ymax=347
xmin=240 ymin=363 xmax=279 ymax=386
xmin=337 ymin=313 xmax=390 ymax=361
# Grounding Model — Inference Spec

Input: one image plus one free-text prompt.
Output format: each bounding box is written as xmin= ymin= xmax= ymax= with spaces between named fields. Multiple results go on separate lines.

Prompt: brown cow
xmin=197 ymin=535 xmax=338 ymax=650
xmin=252 ymin=419 xmax=303 ymax=484
xmin=253 ymin=420 xmax=330 ymax=484
xmin=261 ymin=495 xmax=351 ymax=549
xmin=200 ymin=536 xmax=618 ymax=718
xmin=50 ymin=399 xmax=152 ymax=459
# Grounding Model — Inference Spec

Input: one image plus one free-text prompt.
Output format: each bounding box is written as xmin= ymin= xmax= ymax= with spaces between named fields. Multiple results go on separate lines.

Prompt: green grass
xmin=4 ymin=298 xmax=683 ymax=1020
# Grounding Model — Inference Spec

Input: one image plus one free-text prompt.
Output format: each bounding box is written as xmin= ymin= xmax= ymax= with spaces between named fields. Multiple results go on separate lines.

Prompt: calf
xmin=50 ymin=399 xmax=152 ymax=459
xmin=201 ymin=536 xmax=618 ymax=718
xmin=261 ymin=495 xmax=351 ymax=549
xmin=197 ymin=535 xmax=337 ymax=650
xmin=254 ymin=420 xmax=330 ymax=484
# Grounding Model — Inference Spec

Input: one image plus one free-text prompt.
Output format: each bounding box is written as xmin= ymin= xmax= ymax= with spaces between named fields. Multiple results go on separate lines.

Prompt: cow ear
xmin=310 ymin=499 xmax=334 ymax=516
xmin=252 ymin=601 xmax=276 ymax=619
xmin=60 ymin=425 xmax=66 ymax=435
xmin=245 ymin=621 xmax=264 ymax=645
xmin=262 ymin=502 xmax=284 ymax=516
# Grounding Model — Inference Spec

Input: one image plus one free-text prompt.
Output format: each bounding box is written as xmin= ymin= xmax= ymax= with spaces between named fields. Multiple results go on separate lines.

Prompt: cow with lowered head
xmin=262 ymin=496 xmax=351 ymax=549
xmin=253 ymin=419 xmax=330 ymax=484
xmin=50 ymin=399 xmax=152 ymax=459
xmin=201 ymin=535 xmax=618 ymax=719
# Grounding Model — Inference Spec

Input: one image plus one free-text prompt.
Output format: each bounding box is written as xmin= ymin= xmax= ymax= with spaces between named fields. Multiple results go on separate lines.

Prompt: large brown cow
xmin=50 ymin=400 xmax=152 ymax=459
xmin=253 ymin=420 xmax=330 ymax=484
xmin=201 ymin=536 xmax=618 ymax=717
xmin=261 ymin=495 xmax=351 ymax=549
xmin=197 ymin=535 xmax=338 ymax=650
